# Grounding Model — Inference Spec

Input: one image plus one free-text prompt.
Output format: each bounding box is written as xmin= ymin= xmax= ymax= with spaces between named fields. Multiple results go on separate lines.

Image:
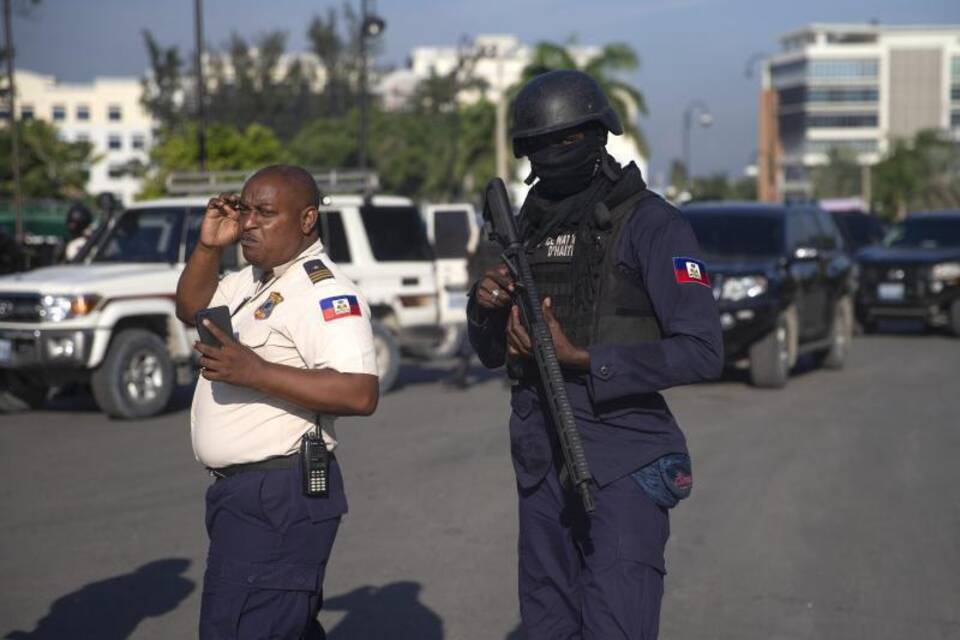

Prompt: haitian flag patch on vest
xmin=673 ymin=257 xmax=711 ymax=287
xmin=320 ymin=295 xmax=362 ymax=321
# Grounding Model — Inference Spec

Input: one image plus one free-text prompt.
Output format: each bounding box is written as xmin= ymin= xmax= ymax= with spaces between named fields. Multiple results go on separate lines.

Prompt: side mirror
xmin=792 ymin=246 xmax=819 ymax=261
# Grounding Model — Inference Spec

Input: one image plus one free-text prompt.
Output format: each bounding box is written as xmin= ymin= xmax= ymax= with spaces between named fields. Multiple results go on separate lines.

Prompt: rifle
xmin=482 ymin=178 xmax=596 ymax=513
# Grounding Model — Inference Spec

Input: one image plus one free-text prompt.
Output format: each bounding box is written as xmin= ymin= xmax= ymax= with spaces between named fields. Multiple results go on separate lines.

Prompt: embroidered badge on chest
xmin=254 ymin=291 xmax=284 ymax=320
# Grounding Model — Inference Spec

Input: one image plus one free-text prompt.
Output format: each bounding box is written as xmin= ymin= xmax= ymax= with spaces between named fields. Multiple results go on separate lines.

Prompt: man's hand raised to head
xmin=194 ymin=319 xmax=267 ymax=388
xmin=200 ymin=193 xmax=242 ymax=250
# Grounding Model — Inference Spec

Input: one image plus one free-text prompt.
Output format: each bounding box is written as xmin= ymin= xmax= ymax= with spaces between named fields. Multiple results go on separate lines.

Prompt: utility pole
xmin=494 ymin=57 xmax=508 ymax=181
xmin=357 ymin=0 xmax=385 ymax=171
xmin=194 ymin=0 xmax=207 ymax=170
xmin=358 ymin=0 xmax=369 ymax=169
xmin=3 ymin=0 xmax=23 ymax=244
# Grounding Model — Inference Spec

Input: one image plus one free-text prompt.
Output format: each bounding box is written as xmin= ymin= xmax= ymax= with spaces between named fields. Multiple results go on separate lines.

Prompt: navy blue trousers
xmin=199 ymin=458 xmax=347 ymax=640
xmin=517 ymin=468 xmax=669 ymax=640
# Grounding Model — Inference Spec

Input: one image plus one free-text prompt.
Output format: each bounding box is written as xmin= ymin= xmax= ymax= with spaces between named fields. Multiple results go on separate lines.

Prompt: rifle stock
xmin=482 ymin=178 xmax=596 ymax=513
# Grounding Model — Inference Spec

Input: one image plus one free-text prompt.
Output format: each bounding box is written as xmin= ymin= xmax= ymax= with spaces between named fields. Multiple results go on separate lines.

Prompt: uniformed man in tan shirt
xmin=176 ymin=164 xmax=379 ymax=640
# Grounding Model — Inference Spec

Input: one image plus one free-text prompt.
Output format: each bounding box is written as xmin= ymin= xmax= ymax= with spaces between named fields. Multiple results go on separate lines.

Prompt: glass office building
xmin=758 ymin=24 xmax=960 ymax=201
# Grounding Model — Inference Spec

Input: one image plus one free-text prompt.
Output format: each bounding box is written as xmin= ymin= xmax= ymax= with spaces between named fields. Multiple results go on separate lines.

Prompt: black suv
xmin=855 ymin=210 xmax=960 ymax=336
xmin=681 ymin=202 xmax=854 ymax=388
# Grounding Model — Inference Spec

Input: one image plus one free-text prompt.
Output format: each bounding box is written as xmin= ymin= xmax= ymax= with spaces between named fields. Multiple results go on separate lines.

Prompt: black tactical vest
xmin=527 ymin=189 xmax=663 ymax=350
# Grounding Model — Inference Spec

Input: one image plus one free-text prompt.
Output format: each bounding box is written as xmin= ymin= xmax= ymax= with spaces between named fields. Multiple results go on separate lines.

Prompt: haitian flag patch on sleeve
xmin=673 ymin=257 xmax=711 ymax=287
xmin=320 ymin=295 xmax=362 ymax=321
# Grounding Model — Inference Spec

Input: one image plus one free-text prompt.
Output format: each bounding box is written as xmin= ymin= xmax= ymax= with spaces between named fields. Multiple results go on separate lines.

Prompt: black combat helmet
xmin=511 ymin=69 xmax=623 ymax=157
xmin=65 ymin=202 xmax=93 ymax=229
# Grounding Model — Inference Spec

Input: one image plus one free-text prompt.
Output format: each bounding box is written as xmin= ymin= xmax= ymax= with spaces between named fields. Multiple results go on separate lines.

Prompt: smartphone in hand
xmin=195 ymin=306 xmax=234 ymax=347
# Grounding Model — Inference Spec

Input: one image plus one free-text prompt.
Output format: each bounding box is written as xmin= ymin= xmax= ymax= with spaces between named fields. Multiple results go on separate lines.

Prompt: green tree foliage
xmin=0 ymin=120 xmax=94 ymax=198
xmin=810 ymin=148 xmax=863 ymax=199
xmin=519 ymin=40 xmax=649 ymax=155
xmin=871 ymin=129 xmax=960 ymax=219
xmin=139 ymin=123 xmax=286 ymax=199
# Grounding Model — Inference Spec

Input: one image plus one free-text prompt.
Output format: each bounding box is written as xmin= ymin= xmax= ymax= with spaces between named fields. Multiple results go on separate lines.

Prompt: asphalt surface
xmin=1 ymin=329 xmax=958 ymax=639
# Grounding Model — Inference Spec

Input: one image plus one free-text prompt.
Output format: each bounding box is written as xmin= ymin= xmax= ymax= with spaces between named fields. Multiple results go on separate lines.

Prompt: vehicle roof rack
xmin=165 ymin=169 xmax=380 ymax=197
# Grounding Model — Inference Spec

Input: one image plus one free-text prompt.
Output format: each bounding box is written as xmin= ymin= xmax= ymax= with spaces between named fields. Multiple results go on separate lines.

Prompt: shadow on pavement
xmin=324 ymin=581 xmax=443 ymax=640
xmin=4 ymin=558 xmax=194 ymax=640
xmin=392 ymin=360 xmax=503 ymax=391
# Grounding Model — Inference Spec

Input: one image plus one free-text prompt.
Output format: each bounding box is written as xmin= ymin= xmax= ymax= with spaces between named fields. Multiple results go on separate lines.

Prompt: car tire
xmin=372 ymin=321 xmax=401 ymax=393
xmin=0 ymin=372 xmax=48 ymax=412
xmin=820 ymin=296 xmax=853 ymax=369
xmin=749 ymin=308 xmax=794 ymax=389
xmin=949 ymin=299 xmax=960 ymax=338
xmin=91 ymin=329 xmax=174 ymax=419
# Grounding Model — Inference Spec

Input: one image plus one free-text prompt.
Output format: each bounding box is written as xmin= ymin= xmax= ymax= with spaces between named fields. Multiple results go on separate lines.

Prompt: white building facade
xmin=763 ymin=24 xmax=960 ymax=198
xmin=9 ymin=70 xmax=155 ymax=204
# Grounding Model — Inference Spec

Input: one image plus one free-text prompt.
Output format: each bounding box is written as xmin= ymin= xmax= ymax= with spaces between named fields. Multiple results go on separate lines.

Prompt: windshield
xmin=360 ymin=205 xmax=434 ymax=261
xmin=883 ymin=217 xmax=960 ymax=249
xmin=92 ymin=208 xmax=185 ymax=263
xmin=683 ymin=211 xmax=785 ymax=257
xmin=831 ymin=211 xmax=885 ymax=251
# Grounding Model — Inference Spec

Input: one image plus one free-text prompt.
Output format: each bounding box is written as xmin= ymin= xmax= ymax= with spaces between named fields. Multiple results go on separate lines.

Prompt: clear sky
xmin=11 ymin=0 xmax=960 ymax=183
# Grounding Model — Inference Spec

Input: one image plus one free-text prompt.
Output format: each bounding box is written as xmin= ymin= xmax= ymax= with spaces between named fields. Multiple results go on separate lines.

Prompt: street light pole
xmin=494 ymin=57 xmax=508 ymax=182
xmin=3 ymin=0 xmax=23 ymax=244
xmin=358 ymin=0 xmax=369 ymax=170
xmin=682 ymin=100 xmax=712 ymax=183
xmin=194 ymin=0 xmax=207 ymax=170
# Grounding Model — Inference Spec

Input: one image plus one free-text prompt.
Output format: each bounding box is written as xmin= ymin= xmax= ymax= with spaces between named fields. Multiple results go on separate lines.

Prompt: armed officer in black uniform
xmin=468 ymin=70 xmax=723 ymax=639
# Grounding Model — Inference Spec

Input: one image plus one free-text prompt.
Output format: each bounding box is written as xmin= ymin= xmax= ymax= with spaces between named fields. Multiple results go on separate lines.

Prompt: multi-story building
xmin=6 ymin=70 xmax=154 ymax=205
xmin=758 ymin=23 xmax=960 ymax=201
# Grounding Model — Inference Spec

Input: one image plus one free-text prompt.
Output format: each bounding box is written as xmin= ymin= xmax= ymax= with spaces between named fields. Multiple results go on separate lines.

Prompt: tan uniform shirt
xmin=191 ymin=239 xmax=378 ymax=469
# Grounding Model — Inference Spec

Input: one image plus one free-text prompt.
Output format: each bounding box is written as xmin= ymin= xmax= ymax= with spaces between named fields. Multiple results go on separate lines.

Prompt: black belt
xmin=208 ymin=453 xmax=299 ymax=480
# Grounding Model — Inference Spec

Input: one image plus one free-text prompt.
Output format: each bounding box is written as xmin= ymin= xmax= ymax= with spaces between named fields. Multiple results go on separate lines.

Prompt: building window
xmin=75 ymin=133 xmax=90 ymax=143
xmin=805 ymin=139 xmax=878 ymax=155
xmin=76 ymin=104 xmax=90 ymax=121
xmin=107 ymin=164 xmax=127 ymax=179
xmin=108 ymin=134 xmax=122 ymax=150
xmin=952 ymin=85 xmax=960 ymax=102
xmin=952 ymin=111 xmax=960 ymax=128
xmin=20 ymin=104 xmax=34 ymax=120
xmin=953 ymin=57 xmax=960 ymax=79
xmin=108 ymin=105 xmax=122 ymax=122
xmin=131 ymin=134 xmax=146 ymax=150
xmin=52 ymin=104 xmax=66 ymax=121
xmin=808 ymin=59 xmax=878 ymax=79
xmin=806 ymin=113 xmax=878 ymax=128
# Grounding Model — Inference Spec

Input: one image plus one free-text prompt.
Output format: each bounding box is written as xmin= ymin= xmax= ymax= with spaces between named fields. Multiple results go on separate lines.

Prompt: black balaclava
xmin=527 ymin=127 xmax=606 ymax=199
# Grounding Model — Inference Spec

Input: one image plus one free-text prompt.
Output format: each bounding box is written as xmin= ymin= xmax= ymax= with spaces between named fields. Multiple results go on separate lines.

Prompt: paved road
xmin=1 ymin=331 xmax=958 ymax=639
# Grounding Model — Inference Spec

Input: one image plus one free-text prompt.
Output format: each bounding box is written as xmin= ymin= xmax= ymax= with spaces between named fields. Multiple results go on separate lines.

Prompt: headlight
xmin=931 ymin=262 xmax=960 ymax=282
xmin=39 ymin=294 xmax=102 ymax=322
xmin=721 ymin=276 xmax=768 ymax=302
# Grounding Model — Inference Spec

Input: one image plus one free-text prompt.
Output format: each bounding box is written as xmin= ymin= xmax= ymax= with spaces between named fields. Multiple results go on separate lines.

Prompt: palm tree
xmin=517 ymin=40 xmax=649 ymax=155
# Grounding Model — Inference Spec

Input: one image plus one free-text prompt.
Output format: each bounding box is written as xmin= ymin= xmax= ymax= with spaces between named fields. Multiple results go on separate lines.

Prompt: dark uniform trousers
xmin=518 ymin=458 xmax=669 ymax=640
xmin=199 ymin=458 xmax=347 ymax=640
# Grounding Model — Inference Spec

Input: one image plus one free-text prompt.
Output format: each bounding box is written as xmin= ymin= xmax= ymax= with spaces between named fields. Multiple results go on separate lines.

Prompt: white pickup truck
xmin=0 ymin=193 xmax=477 ymax=418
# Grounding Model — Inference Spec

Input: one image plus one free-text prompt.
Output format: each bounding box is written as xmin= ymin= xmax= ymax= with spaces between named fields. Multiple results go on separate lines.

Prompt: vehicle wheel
xmin=0 ymin=372 xmax=49 ymax=412
xmin=372 ymin=322 xmax=400 ymax=393
xmin=949 ymin=299 xmax=960 ymax=338
xmin=749 ymin=309 xmax=794 ymax=389
xmin=91 ymin=329 xmax=174 ymax=419
xmin=820 ymin=297 xmax=853 ymax=369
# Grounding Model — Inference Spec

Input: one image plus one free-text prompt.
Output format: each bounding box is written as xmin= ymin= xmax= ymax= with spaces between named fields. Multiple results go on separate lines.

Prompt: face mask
xmin=528 ymin=130 xmax=604 ymax=198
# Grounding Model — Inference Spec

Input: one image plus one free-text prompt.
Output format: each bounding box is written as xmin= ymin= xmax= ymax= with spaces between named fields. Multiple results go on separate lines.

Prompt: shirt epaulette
xmin=303 ymin=259 xmax=335 ymax=285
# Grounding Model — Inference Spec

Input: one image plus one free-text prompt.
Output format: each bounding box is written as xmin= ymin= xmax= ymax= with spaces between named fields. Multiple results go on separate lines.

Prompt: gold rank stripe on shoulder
xmin=303 ymin=259 xmax=335 ymax=285
xmin=309 ymin=268 xmax=334 ymax=284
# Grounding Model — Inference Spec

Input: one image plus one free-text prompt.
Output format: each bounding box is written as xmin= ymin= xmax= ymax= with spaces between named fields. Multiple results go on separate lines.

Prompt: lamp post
xmin=357 ymin=0 xmax=385 ymax=170
xmin=194 ymin=0 xmax=207 ymax=170
xmin=682 ymin=100 xmax=712 ymax=183
xmin=3 ymin=0 xmax=22 ymax=244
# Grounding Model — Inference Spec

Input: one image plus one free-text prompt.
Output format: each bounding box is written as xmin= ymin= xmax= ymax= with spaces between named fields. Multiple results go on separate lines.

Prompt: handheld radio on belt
xmin=301 ymin=417 xmax=329 ymax=497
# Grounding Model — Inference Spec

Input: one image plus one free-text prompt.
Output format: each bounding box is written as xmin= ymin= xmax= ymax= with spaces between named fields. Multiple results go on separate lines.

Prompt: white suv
xmin=0 ymin=193 xmax=464 ymax=418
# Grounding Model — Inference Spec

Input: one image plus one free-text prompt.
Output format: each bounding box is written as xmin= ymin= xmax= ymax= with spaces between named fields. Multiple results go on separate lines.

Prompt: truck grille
xmin=859 ymin=264 xmax=927 ymax=300
xmin=0 ymin=293 xmax=42 ymax=322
